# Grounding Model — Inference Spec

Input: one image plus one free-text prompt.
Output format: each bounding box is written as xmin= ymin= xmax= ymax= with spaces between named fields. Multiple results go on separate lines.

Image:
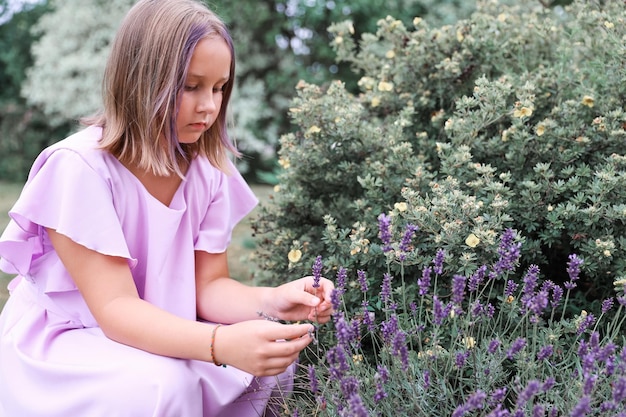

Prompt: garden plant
xmin=250 ymin=0 xmax=626 ymax=415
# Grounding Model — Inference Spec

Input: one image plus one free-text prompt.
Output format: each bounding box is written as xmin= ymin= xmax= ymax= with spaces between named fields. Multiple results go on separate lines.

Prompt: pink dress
xmin=0 ymin=126 xmax=293 ymax=417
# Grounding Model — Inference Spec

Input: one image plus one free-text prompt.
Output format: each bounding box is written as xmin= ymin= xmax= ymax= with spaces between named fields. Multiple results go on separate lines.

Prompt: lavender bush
xmin=284 ymin=227 xmax=626 ymax=416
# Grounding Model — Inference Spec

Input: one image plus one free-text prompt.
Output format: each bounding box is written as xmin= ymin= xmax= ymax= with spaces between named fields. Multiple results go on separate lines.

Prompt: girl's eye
xmin=213 ymin=86 xmax=225 ymax=93
xmin=184 ymin=85 xmax=198 ymax=91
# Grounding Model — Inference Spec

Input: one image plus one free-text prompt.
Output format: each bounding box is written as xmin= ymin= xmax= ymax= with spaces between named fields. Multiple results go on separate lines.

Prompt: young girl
xmin=0 ymin=1 xmax=334 ymax=416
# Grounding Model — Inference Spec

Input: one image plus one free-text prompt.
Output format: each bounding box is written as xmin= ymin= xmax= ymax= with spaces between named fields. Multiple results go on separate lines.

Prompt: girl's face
xmin=176 ymin=36 xmax=231 ymax=144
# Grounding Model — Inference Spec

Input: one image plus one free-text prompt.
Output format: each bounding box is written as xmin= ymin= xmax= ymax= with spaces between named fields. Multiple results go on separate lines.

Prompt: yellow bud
xmin=394 ymin=202 xmax=408 ymax=212
xmin=581 ymin=96 xmax=595 ymax=108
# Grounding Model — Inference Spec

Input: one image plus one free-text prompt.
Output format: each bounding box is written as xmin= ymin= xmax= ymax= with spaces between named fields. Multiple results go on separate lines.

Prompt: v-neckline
xmin=115 ymin=159 xmax=191 ymax=209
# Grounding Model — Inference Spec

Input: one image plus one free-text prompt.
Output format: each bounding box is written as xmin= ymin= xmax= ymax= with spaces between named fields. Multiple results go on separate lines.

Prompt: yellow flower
xmin=456 ymin=29 xmax=464 ymax=42
xmin=273 ymin=185 xmax=281 ymax=193
xmin=394 ymin=202 xmax=408 ymax=212
xmin=536 ymin=124 xmax=545 ymax=136
xmin=462 ymin=337 xmax=476 ymax=349
xmin=352 ymin=354 xmax=363 ymax=363
xmin=377 ymin=81 xmax=394 ymax=92
xmin=278 ymin=158 xmax=290 ymax=169
xmin=497 ymin=13 xmax=507 ymax=22
xmin=413 ymin=17 xmax=423 ymax=26
xmin=506 ymin=295 xmax=515 ymax=303
xmin=581 ymin=95 xmax=595 ymax=108
xmin=307 ymin=125 xmax=321 ymax=135
xmin=513 ymin=106 xmax=533 ymax=118
xmin=385 ymin=50 xmax=396 ymax=59
xmin=604 ymin=21 xmax=614 ymax=29
xmin=334 ymin=36 xmax=343 ymax=45
xmin=604 ymin=250 xmax=612 ymax=257
xmin=371 ymin=96 xmax=381 ymax=107
xmin=288 ymin=249 xmax=302 ymax=263
xmin=465 ymin=233 xmax=480 ymax=248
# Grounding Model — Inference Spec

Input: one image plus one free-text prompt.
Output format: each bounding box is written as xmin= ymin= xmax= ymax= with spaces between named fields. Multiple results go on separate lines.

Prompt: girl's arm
xmin=195 ymin=251 xmax=335 ymax=325
xmin=47 ymin=228 xmax=313 ymax=375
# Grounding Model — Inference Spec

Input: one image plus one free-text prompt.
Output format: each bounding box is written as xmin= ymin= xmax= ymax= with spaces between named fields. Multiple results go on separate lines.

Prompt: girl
xmin=0 ymin=1 xmax=334 ymax=416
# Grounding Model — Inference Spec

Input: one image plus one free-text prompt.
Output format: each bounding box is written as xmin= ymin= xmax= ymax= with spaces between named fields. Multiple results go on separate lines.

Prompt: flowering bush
xmin=283 ymin=229 xmax=626 ymax=416
xmin=252 ymin=0 xmax=626 ymax=308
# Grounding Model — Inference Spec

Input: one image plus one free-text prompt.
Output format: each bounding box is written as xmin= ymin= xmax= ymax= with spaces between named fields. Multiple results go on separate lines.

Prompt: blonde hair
xmin=87 ymin=0 xmax=238 ymax=177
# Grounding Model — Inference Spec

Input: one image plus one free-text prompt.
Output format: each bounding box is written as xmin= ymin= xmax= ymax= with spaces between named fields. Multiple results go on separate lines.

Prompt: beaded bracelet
xmin=210 ymin=324 xmax=226 ymax=367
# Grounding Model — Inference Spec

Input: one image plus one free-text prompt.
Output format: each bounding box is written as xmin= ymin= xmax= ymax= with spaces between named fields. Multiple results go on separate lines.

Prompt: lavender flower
xmin=381 ymin=315 xmax=399 ymax=345
xmin=488 ymin=339 xmax=501 ymax=354
xmin=377 ymin=213 xmax=393 ymax=253
xmin=335 ymin=267 xmax=347 ymax=295
xmin=505 ymin=280 xmax=519 ymax=298
xmin=418 ymin=267 xmax=432 ymax=296
xmin=392 ymin=331 xmax=409 ymax=370
xmin=433 ymin=248 xmax=446 ymax=274
xmin=577 ymin=313 xmax=595 ymax=335
xmin=348 ymin=393 xmax=368 ymax=417
xmin=602 ymin=297 xmax=614 ymax=313
xmin=423 ymin=370 xmax=430 ymax=390
xmin=330 ymin=288 xmax=342 ymax=312
xmin=381 ymin=273 xmax=392 ymax=305
xmin=469 ymin=265 xmax=488 ymax=292
xmin=565 ymin=254 xmax=583 ymax=290
xmin=452 ymin=274 xmax=467 ymax=305
xmin=452 ymin=390 xmax=486 ymax=417
xmin=613 ymin=377 xmax=626 ymax=403
xmin=506 ymin=338 xmax=527 ymax=359
xmin=433 ymin=296 xmax=446 ymax=325
xmin=489 ymin=387 xmax=507 ymax=406
xmin=361 ymin=301 xmax=375 ymax=332
xmin=308 ymin=364 xmax=318 ymax=394
xmin=455 ymin=350 xmax=470 ymax=368
xmin=517 ymin=380 xmax=541 ymax=408
xmin=399 ymin=223 xmax=419 ymax=253
xmin=357 ymin=270 xmax=368 ymax=293
xmin=334 ymin=312 xmax=354 ymax=347
xmin=570 ymin=395 xmax=590 ymax=417
xmin=550 ymin=283 xmax=563 ymax=308
xmin=493 ymin=228 xmax=522 ymax=275
xmin=537 ymin=345 xmax=554 ymax=361
xmin=522 ymin=265 xmax=540 ymax=298
xmin=312 ymin=255 xmax=323 ymax=288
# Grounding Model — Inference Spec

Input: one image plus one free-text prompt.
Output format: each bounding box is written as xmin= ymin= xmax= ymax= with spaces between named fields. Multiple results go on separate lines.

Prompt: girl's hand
xmin=216 ymin=320 xmax=314 ymax=376
xmin=269 ymin=276 xmax=335 ymax=323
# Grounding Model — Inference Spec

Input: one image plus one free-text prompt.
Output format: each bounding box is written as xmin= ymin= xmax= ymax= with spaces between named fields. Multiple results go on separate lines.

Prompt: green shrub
xmin=252 ymin=0 xmax=626 ymax=307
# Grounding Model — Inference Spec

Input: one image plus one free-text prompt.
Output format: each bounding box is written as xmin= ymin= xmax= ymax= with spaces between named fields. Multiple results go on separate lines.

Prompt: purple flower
xmin=433 ymin=248 xmax=446 ymax=274
xmin=452 ymin=274 xmax=466 ymax=305
xmin=488 ymin=339 xmax=501 ymax=354
xmin=312 ymin=255 xmax=323 ymax=288
xmin=537 ymin=345 xmax=554 ymax=361
xmin=613 ymin=377 xmax=626 ymax=403
xmin=418 ymin=267 xmax=432 ymax=296
xmin=334 ymin=312 xmax=355 ymax=347
xmin=330 ymin=288 xmax=342 ymax=312
xmin=517 ymin=380 xmax=541 ymax=408
xmin=570 ymin=395 xmax=590 ymax=417
xmin=505 ymin=280 xmax=518 ymax=298
xmin=378 ymin=213 xmax=393 ymax=253
xmin=493 ymin=228 xmax=522 ymax=275
xmin=308 ymin=364 xmax=318 ymax=393
xmin=602 ymin=297 xmax=614 ymax=313
xmin=326 ymin=345 xmax=349 ymax=381
xmin=469 ymin=265 xmax=488 ymax=292
xmin=392 ymin=331 xmax=409 ymax=370
xmin=489 ymin=387 xmax=507 ymax=406
xmin=357 ymin=270 xmax=368 ymax=293
xmin=381 ymin=273 xmax=392 ymax=305
xmin=374 ymin=380 xmax=387 ymax=403
xmin=381 ymin=315 xmax=399 ymax=344
xmin=361 ymin=301 xmax=375 ymax=332
xmin=423 ymin=370 xmax=431 ymax=390
xmin=433 ymin=296 xmax=446 ymax=325
xmin=522 ymin=265 xmax=540 ymax=298
xmin=532 ymin=405 xmax=545 ymax=417
xmin=550 ymin=283 xmax=563 ymax=308
xmin=399 ymin=223 xmax=419 ymax=253
xmin=565 ymin=254 xmax=583 ymax=290
xmin=456 ymin=350 xmax=470 ymax=368
xmin=577 ymin=313 xmax=595 ymax=335
xmin=506 ymin=338 xmax=527 ymax=359
xmin=348 ymin=393 xmax=368 ymax=417
xmin=542 ymin=377 xmax=555 ymax=392
xmin=452 ymin=390 xmax=486 ymax=417
xmin=335 ymin=267 xmax=347 ymax=294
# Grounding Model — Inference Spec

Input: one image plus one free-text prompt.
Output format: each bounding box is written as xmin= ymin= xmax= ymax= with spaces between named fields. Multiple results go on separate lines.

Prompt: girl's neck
xmin=123 ymin=160 xmax=190 ymax=207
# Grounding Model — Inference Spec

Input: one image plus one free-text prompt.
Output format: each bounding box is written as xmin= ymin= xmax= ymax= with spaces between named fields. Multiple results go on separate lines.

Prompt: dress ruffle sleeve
xmin=0 ymin=148 xmax=136 ymax=280
xmin=194 ymin=160 xmax=258 ymax=254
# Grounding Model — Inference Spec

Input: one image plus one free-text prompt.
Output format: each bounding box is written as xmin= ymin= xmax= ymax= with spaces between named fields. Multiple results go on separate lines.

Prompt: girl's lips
xmin=189 ymin=122 xmax=207 ymax=130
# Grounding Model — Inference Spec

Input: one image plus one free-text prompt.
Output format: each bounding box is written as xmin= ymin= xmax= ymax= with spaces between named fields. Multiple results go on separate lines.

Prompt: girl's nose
xmin=197 ymin=92 xmax=217 ymax=113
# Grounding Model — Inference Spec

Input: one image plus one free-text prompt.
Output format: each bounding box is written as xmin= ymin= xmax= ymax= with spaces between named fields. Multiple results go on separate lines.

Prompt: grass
xmin=0 ymin=180 xmax=273 ymax=311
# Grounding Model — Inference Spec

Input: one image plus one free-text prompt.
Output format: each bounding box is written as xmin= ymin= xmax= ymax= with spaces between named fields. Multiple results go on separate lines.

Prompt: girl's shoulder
xmin=33 ymin=125 xmax=114 ymax=178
